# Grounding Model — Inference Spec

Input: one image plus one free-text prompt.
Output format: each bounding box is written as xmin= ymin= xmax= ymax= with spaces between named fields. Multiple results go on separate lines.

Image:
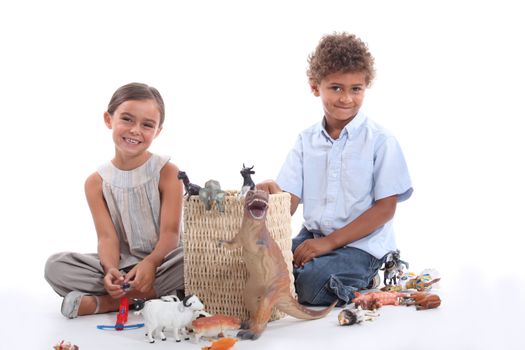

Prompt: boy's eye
xmin=330 ymin=86 xmax=342 ymax=92
xmin=352 ymin=87 xmax=363 ymax=93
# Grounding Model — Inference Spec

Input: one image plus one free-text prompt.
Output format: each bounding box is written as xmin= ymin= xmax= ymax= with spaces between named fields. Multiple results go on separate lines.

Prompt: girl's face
xmin=104 ymin=99 xmax=162 ymax=161
xmin=310 ymin=70 xmax=367 ymax=127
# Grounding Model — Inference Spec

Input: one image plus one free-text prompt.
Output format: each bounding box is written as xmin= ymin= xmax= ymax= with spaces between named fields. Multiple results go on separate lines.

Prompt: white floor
xmin=4 ymin=273 xmax=524 ymax=350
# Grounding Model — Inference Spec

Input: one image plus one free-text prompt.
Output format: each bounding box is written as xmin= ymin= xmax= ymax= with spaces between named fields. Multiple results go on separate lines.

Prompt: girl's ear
xmin=310 ymin=81 xmax=320 ymax=96
xmin=103 ymin=112 xmax=112 ymax=129
xmin=154 ymin=126 xmax=163 ymax=138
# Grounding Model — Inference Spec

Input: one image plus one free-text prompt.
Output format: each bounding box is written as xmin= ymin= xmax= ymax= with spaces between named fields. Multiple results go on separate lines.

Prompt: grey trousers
xmin=44 ymin=247 xmax=184 ymax=297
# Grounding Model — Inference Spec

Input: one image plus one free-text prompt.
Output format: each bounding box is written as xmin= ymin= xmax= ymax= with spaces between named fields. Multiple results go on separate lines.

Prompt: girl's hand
xmin=125 ymin=259 xmax=156 ymax=293
xmin=103 ymin=267 xmax=126 ymax=299
xmin=293 ymin=237 xmax=334 ymax=267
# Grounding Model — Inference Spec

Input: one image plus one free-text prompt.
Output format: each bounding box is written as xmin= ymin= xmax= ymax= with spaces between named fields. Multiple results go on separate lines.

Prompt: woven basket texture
xmin=183 ymin=191 xmax=296 ymax=321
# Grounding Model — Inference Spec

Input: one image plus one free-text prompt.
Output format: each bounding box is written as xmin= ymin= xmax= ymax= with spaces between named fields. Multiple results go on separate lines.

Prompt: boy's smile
xmin=311 ymin=71 xmax=367 ymax=138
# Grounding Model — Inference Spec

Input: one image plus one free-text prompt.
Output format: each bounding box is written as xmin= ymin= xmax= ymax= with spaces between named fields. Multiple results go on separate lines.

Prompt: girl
xmin=45 ymin=83 xmax=184 ymax=318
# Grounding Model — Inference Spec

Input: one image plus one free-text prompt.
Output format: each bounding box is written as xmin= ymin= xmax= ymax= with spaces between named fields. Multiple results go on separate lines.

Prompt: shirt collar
xmin=319 ymin=110 xmax=367 ymax=141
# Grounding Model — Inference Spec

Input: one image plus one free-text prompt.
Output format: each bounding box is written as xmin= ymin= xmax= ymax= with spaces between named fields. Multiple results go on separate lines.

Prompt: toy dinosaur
xmin=352 ymin=291 xmax=408 ymax=310
xmin=191 ymin=314 xmax=241 ymax=342
xmin=403 ymin=292 xmax=441 ymax=310
xmin=178 ymin=170 xmax=202 ymax=199
xmin=199 ymin=180 xmax=226 ymax=213
xmin=219 ymin=190 xmax=336 ymax=340
xmin=201 ymin=337 xmax=237 ymax=350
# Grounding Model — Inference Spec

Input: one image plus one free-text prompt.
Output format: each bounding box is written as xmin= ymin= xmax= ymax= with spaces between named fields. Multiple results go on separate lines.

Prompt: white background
xmin=1 ymin=0 xmax=524 ymax=344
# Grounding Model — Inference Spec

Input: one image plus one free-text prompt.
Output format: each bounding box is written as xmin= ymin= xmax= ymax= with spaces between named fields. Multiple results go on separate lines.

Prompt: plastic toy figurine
xmin=400 ymin=269 xmax=440 ymax=291
xmin=352 ymin=291 xmax=408 ymax=310
xmin=337 ymin=305 xmax=379 ymax=326
xmin=96 ymin=297 xmax=145 ymax=331
xmin=403 ymin=292 xmax=441 ymax=310
xmin=238 ymin=164 xmax=255 ymax=198
xmin=178 ymin=170 xmax=202 ymax=199
xmin=219 ymin=190 xmax=336 ymax=340
xmin=380 ymin=249 xmax=409 ymax=286
xmin=53 ymin=340 xmax=79 ymax=350
xmin=138 ymin=294 xmax=205 ymax=343
xmin=199 ymin=180 xmax=226 ymax=213
xmin=115 ymin=296 xmax=129 ymax=330
xmin=191 ymin=314 xmax=241 ymax=342
xmin=201 ymin=337 xmax=238 ymax=350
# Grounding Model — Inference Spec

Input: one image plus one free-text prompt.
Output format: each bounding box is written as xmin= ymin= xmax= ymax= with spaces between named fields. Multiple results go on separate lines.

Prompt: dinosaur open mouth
xmin=247 ymin=198 xmax=268 ymax=219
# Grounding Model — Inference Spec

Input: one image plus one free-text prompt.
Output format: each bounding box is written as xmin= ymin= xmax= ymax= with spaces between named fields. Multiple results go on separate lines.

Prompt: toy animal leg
xmin=173 ymin=328 xmax=182 ymax=342
xmin=159 ymin=329 xmax=167 ymax=341
xmin=238 ymin=293 xmax=276 ymax=340
xmin=146 ymin=326 xmax=156 ymax=343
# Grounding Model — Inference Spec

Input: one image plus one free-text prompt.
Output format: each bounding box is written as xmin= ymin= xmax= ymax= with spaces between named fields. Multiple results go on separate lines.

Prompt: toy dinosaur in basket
xmin=219 ymin=190 xmax=336 ymax=340
xmin=178 ymin=170 xmax=202 ymax=199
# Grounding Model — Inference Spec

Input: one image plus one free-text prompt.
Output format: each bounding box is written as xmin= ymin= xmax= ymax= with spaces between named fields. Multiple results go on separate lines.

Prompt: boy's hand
xmin=255 ymin=180 xmax=282 ymax=194
xmin=125 ymin=259 xmax=156 ymax=293
xmin=103 ymin=267 xmax=126 ymax=299
xmin=293 ymin=237 xmax=334 ymax=267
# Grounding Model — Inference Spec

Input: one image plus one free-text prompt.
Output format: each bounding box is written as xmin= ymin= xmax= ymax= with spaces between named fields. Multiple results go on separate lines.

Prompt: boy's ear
xmin=310 ymin=81 xmax=320 ymax=96
xmin=103 ymin=112 xmax=112 ymax=129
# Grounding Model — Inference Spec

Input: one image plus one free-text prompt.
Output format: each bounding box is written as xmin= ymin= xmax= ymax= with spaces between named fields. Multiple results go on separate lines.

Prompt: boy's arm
xmin=256 ymin=180 xmax=300 ymax=215
xmin=85 ymin=173 xmax=125 ymax=297
xmin=126 ymin=162 xmax=183 ymax=292
xmin=293 ymin=195 xmax=397 ymax=267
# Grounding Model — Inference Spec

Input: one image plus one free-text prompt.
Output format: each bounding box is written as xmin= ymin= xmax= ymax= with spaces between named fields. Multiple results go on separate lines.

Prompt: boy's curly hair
xmin=307 ymin=33 xmax=376 ymax=87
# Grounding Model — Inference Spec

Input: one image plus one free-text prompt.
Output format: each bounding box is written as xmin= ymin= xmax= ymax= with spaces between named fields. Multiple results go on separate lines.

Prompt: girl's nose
xmin=130 ymin=124 xmax=140 ymax=134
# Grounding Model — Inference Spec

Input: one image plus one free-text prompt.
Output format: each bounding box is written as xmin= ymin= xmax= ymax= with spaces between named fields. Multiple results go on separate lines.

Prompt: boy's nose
xmin=340 ymin=93 xmax=353 ymax=103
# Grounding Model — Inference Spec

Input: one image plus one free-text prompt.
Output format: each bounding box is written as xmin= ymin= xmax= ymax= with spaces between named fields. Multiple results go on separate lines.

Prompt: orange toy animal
xmin=202 ymin=337 xmax=238 ymax=350
xmin=192 ymin=315 xmax=241 ymax=342
xmin=404 ymin=292 xmax=441 ymax=310
xmin=220 ymin=190 xmax=336 ymax=340
xmin=352 ymin=291 xmax=408 ymax=310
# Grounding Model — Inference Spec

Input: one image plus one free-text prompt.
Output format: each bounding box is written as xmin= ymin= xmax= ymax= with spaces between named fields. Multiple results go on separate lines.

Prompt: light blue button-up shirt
xmin=276 ymin=111 xmax=413 ymax=259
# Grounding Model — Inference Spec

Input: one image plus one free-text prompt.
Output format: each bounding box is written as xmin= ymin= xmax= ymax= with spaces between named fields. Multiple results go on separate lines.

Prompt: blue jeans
xmin=292 ymin=227 xmax=386 ymax=306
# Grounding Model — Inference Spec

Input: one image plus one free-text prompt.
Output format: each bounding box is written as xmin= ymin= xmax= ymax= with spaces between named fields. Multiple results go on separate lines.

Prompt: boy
xmin=258 ymin=33 xmax=412 ymax=306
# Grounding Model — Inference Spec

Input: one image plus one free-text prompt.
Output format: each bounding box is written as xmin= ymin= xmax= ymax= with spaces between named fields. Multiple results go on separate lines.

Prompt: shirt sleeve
xmin=373 ymin=135 xmax=413 ymax=202
xmin=276 ymin=135 xmax=304 ymax=200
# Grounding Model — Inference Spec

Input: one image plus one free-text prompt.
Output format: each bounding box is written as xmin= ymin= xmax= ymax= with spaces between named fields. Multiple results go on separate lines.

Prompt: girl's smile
xmin=104 ymin=99 xmax=162 ymax=169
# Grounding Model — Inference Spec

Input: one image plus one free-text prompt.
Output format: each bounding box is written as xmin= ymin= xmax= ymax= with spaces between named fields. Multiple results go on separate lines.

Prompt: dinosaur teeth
xmin=248 ymin=198 xmax=268 ymax=219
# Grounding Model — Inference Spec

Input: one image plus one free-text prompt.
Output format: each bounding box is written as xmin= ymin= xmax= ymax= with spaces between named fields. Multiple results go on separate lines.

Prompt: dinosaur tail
xmin=275 ymin=294 xmax=337 ymax=320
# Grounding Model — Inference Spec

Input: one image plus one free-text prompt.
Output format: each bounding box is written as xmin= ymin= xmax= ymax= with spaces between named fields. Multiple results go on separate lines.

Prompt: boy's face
xmin=310 ymin=71 xmax=367 ymax=126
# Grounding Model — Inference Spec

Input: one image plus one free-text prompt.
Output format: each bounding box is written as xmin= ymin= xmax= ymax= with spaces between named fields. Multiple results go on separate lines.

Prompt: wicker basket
xmin=183 ymin=191 xmax=296 ymax=321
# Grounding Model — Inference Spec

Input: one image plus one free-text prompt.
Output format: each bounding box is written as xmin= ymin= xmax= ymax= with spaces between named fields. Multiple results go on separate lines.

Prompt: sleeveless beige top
xmin=97 ymin=154 xmax=170 ymax=267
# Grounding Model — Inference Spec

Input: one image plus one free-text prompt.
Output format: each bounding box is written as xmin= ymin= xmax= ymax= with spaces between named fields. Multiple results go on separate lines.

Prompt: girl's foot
xmin=61 ymin=291 xmax=100 ymax=319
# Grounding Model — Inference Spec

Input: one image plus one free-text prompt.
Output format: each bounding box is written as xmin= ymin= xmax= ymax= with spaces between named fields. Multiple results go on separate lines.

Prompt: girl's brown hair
xmin=107 ymin=82 xmax=165 ymax=126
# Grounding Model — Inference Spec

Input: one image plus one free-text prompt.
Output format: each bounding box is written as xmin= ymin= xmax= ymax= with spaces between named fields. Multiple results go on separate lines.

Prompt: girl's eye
xmin=143 ymin=123 xmax=154 ymax=129
xmin=331 ymin=86 xmax=342 ymax=92
xmin=352 ymin=87 xmax=363 ymax=93
xmin=121 ymin=116 xmax=132 ymax=122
